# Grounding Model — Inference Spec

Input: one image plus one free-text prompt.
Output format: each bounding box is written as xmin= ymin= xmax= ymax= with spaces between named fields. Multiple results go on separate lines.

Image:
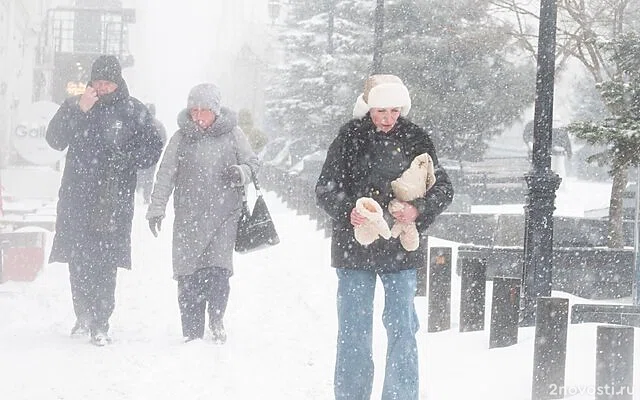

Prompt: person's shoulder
xmin=219 ymin=107 xmax=238 ymax=131
xmin=125 ymin=96 xmax=147 ymax=110
xmin=165 ymin=128 xmax=185 ymax=147
xmin=58 ymin=95 xmax=82 ymax=111
xmin=118 ymin=96 xmax=148 ymax=119
xmin=338 ymin=118 xmax=365 ymax=136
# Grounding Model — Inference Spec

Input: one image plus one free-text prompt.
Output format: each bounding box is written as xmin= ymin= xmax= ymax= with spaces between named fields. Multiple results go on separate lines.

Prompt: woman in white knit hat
xmin=316 ymin=74 xmax=454 ymax=399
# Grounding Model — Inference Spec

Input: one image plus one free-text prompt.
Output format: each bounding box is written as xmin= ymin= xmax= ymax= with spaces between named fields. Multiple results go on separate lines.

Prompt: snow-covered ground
xmin=0 ymin=184 xmax=638 ymax=400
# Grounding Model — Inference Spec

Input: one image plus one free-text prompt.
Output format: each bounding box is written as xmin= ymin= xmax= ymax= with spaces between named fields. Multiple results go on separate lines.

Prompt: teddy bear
xmin=353 ymin=197 xmax=392 ymax=246
xmin=388 ymin=152 xmax=436 ymax=251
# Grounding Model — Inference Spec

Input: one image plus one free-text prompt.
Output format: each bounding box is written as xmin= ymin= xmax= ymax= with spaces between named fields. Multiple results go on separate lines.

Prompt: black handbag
xmin=235 ymin=174 xmax=280 ymax=253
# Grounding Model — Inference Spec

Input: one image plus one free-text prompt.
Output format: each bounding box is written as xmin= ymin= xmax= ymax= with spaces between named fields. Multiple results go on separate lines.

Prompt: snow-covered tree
xmin=569 ymin=33 xmax=640 ymax=247
xmin=491 ymin=0 xmax=640 ymax=246
xmin=383 ymin=0 xmax=535 ymax=160
xmin=490 ymin=0 xmax=640 ymax=121
xmin=266 ymin=0 xmax=374 ymax=151
xmin=267 ymin=0 xmax=535 ymax=161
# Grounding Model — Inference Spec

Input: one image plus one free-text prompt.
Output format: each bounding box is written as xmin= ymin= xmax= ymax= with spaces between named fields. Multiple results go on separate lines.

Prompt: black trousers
xmin=68 ymin=260 xmax=118 ymax=334
xmin=177 ymin=267 xmax=230 ymax=339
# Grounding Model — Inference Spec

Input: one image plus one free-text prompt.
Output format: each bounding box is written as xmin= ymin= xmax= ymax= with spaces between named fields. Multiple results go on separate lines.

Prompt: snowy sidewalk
xmin=0 ymin=190 xmax=638 ymax=400
xmin=0 ymin=191 xmax=342 ymax=399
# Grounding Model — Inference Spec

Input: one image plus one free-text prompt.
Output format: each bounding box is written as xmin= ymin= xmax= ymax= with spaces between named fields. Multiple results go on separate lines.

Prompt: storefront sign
xmin=13 ymin=101 xmax=65 ymax=165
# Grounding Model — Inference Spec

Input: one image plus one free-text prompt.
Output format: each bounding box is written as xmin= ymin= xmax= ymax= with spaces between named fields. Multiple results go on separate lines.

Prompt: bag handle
xmin=230 ymin=129 xmax=261 ymax=196
xmin=247 ymin=166 xmax=262 ymax=196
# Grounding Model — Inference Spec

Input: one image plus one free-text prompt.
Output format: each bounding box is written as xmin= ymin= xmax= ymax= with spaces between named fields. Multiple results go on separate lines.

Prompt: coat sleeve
xmin=410 ymin=136 xmax=454 ymax=233
xmin=232 ymin=127 xmax=261 ymax=185
xmin=315 ymin=131 xmax=357 ymax=223
xmin=146 ymin=132 xmax=180 ymax=220
xmin=45 ymin=97 xmax=90 ymax=151
xmin=126 ymin=101 xmax=164 ymax=170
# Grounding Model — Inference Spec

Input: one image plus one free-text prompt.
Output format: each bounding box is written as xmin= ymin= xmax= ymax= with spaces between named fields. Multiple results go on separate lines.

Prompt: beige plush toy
xmin=354 ymin=197 xmax=392 ymax=246
xmin=389 ymin=153 xmax=436 ymax=251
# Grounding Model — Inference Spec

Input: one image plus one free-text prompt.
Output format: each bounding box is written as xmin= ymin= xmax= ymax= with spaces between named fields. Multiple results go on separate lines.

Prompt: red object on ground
xmin=0 ymin=232 xmax=46 ymax=282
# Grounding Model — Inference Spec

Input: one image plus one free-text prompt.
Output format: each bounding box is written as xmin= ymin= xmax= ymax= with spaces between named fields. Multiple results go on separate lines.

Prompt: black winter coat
xmin=46 ymin=82 xmax=163 ymax=268
xmin=315 ymin=115 xmax=453 ymax=273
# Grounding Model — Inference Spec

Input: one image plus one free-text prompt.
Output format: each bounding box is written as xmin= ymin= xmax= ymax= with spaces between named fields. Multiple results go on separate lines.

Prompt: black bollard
xmin=489 ymin=277 xmax=521 ymax=348
xmin=532 ymin=297 xmax=568 ymax=400
xmin=427 ymin=247 xmax=452 ymax=332
xmin=459 ymin=249 xmax=487 ymax=332
xmin=595 ymin=325 xmax=634 ymax=400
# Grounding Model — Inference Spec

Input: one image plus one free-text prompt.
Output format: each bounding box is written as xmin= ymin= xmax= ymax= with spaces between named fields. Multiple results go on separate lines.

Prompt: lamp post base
xmin=520 ymin=171 xmax=561 ymax=327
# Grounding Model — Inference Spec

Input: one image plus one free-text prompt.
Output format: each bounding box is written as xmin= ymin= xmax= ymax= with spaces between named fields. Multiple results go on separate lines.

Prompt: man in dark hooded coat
xmin=46 ymin=55 xmax=163 ymax=346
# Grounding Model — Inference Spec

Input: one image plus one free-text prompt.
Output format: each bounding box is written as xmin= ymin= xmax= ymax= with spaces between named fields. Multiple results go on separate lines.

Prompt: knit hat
xmin=187 ymin=83 xmax=222 ymax=115
xmin=90 ymin=55 xmax=122 ymax=83
xmin=352 ymin=74 xmax=411 ymax=118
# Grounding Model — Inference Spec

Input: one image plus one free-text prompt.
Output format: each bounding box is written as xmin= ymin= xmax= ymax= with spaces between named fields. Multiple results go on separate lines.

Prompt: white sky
xmin=0 ymin=181 xmax=638 ymax=399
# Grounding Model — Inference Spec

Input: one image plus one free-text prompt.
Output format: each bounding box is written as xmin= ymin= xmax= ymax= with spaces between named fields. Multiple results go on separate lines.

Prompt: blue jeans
xmin=334 ymin=268 xmax=420 ymax=400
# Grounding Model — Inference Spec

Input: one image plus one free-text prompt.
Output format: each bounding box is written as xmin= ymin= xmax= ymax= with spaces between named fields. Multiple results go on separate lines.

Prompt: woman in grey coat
xmin=146 ymin=83 xmax=260 ymax=343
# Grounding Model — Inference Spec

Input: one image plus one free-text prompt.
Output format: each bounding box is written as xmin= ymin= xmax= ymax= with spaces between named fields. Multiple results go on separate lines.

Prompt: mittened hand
xmin=148 ymin=216 xmax=163 ymax=237
xmin=223 ymin=165 xmax=245 ymax=186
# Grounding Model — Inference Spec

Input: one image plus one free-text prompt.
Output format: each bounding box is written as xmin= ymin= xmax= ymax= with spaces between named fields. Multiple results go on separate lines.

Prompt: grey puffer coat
xmin=146 ymin=107 xmax=260 ymax=278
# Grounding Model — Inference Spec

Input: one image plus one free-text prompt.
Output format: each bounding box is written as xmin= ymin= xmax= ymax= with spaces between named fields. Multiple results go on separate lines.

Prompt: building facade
xmin=0 ymin=0 xmax=135 ymax=167
xmin=0 ymin=0 xmax=66 ymax=166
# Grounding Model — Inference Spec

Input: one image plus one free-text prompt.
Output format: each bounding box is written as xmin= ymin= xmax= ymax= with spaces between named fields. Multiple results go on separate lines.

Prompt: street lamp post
xmin=634 ymin=167 xmax=640 ymax=305
xmin=519 ymin=0 xmax=562 ymax=327
xmin=268 ymin=0 xmax=281 ymax=25
xmin=372 ymin=0 xmax=384 ymax=74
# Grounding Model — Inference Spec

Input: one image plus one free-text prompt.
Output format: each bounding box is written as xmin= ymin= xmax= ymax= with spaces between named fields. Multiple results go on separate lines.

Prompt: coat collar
xmin=177 ymin=107 xmax=238 ymax=141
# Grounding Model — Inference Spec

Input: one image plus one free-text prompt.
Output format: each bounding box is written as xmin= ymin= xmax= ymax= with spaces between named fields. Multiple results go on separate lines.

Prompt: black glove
xmin=223 ymin=165 xmax=244 ymax=186
xmin=148 ymin=216 xmax=163 ymax=237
